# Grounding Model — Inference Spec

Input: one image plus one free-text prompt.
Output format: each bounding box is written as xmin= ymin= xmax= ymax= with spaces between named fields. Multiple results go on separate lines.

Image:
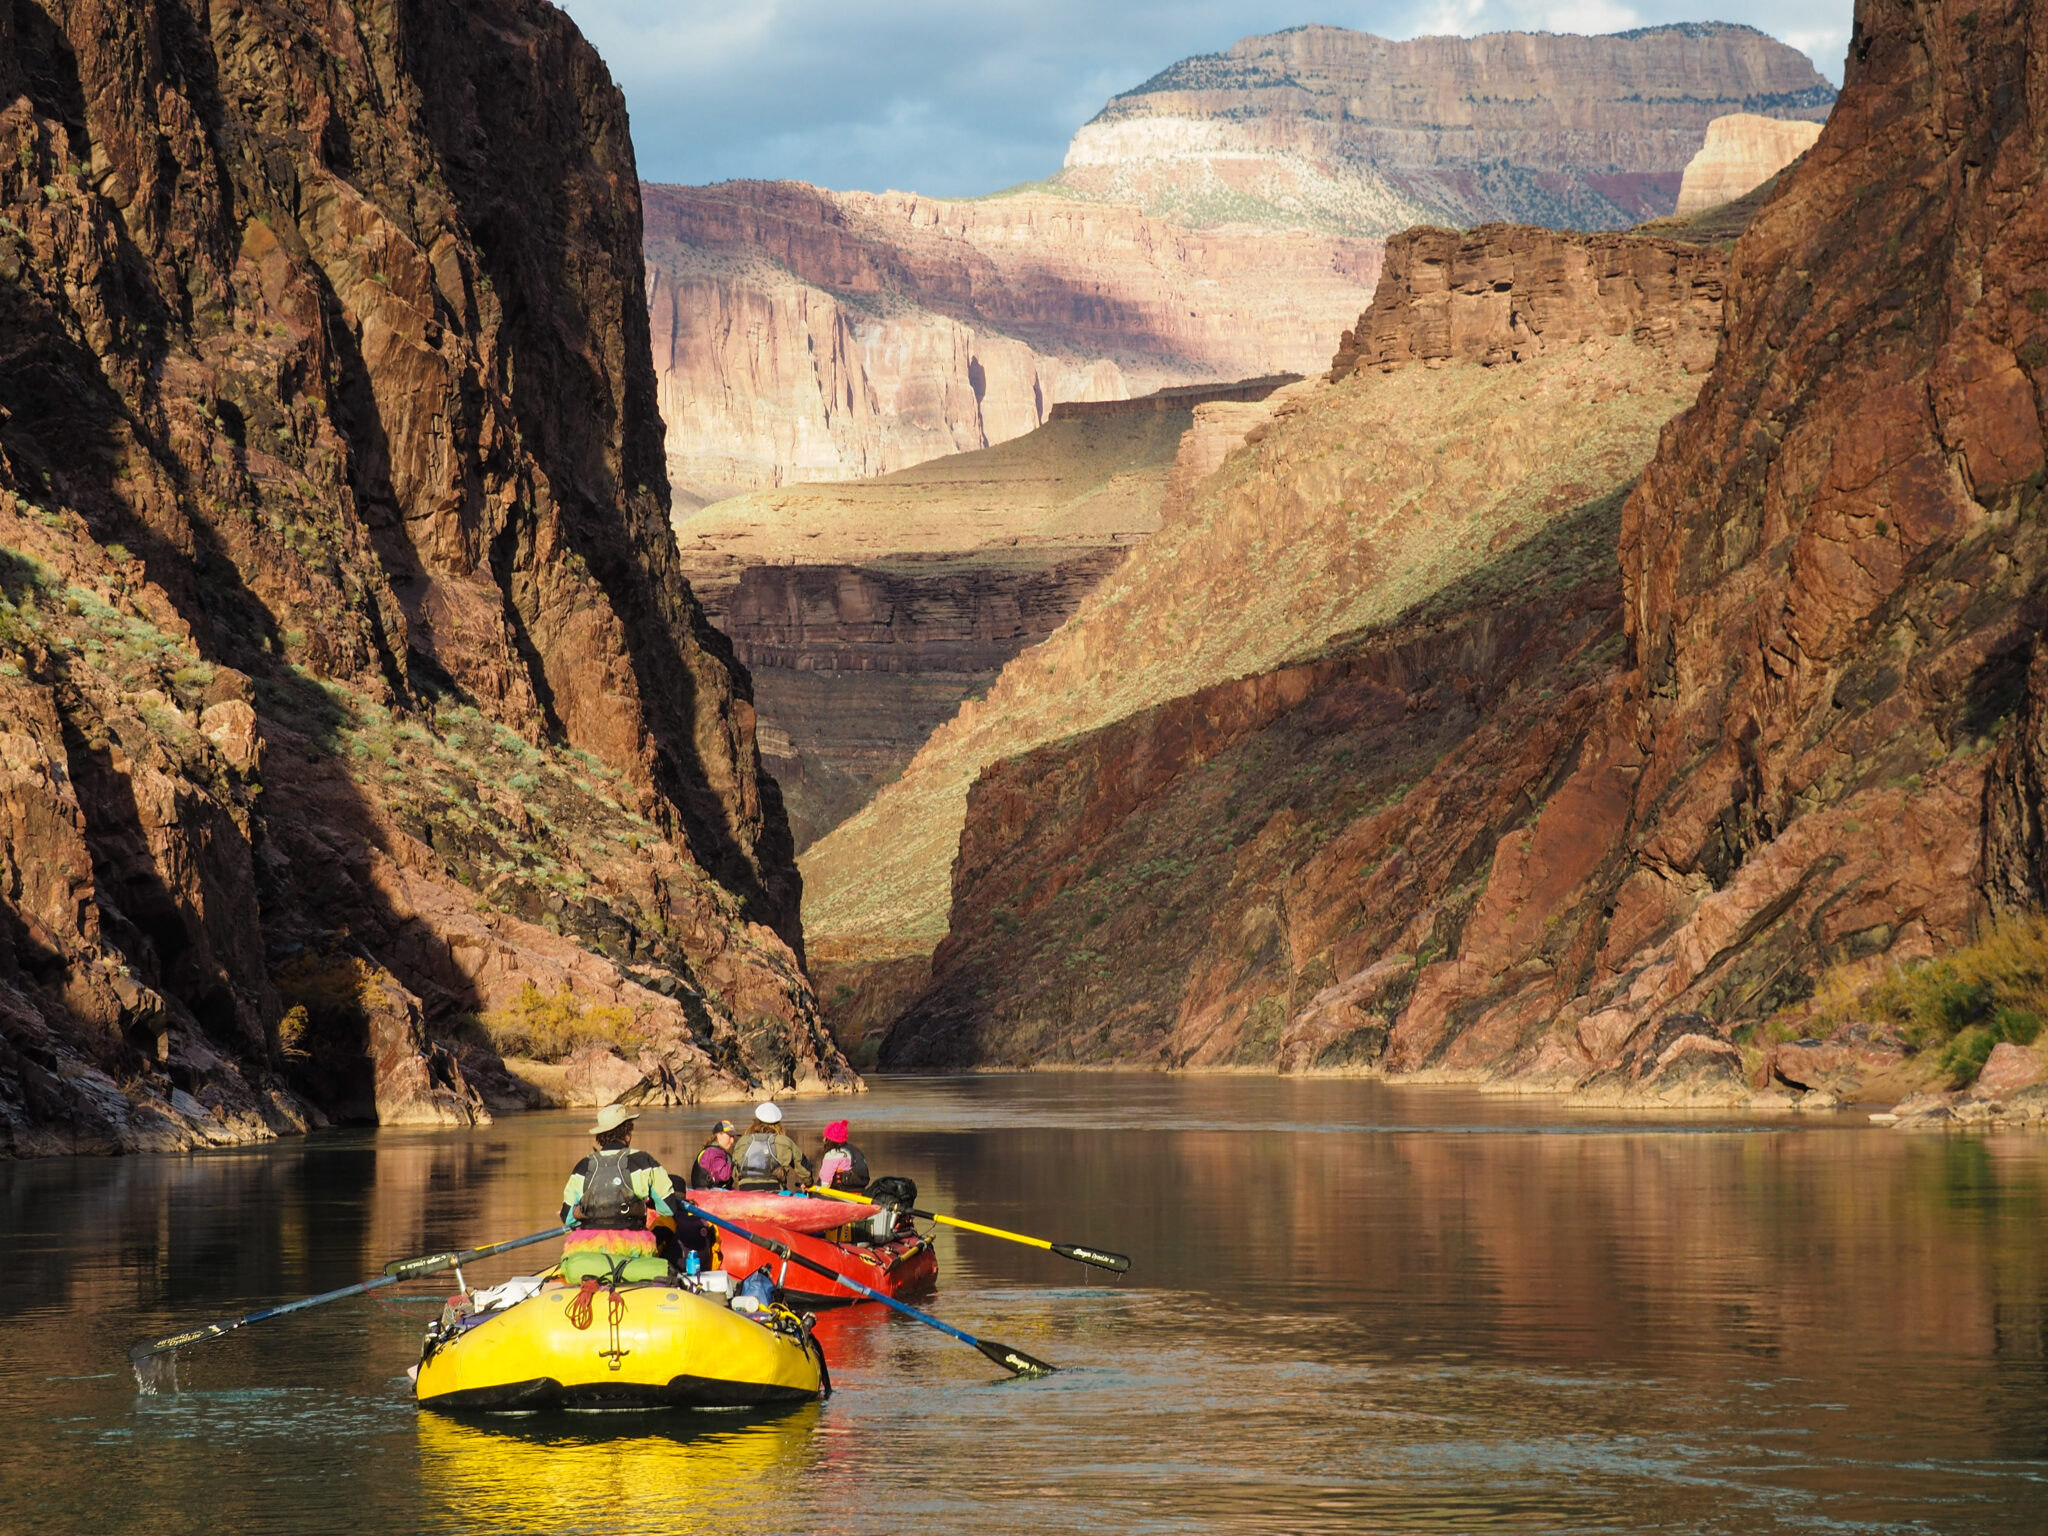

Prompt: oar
xmin=676 ymin=1197 xmax=1055 ymax=1378
xmin=808 ymin=1185 xmax=1131 ymax=1274
xmin=128 ymin=1224 xmax=571 ymax=1365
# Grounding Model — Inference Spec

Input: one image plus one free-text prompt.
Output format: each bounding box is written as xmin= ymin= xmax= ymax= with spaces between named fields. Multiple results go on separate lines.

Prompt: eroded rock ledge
xmin=0 ymin=0 xmax=852 ymax=1156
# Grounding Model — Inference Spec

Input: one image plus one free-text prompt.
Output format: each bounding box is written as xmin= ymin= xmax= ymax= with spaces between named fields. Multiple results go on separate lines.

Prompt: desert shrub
xmin=1806 ymin=913 xmax=2048 ymax=1084
xmin=481 ymin=982 xmax=641 ymax=1062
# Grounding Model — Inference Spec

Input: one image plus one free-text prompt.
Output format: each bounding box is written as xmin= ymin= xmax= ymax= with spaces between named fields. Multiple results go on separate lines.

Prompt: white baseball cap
xmin=755 ymin=1101 xmax=783 ymax=1124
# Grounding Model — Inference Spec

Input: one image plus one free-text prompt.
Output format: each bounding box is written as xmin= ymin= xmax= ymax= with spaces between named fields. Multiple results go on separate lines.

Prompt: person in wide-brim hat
xmin=558 ymin=1102 xmax=687 ymax=1271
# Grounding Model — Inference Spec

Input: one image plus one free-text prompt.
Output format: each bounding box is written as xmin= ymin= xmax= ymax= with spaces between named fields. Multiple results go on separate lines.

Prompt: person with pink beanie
xmin=816 ymin=1117 xmax=870 ymax=1192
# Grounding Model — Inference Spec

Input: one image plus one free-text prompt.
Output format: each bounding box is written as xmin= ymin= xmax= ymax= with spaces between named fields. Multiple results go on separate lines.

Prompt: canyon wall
xmin=1057 ymin=24 xmax=1835 ymax=235
xmin=1674 ymin=113 xmax=1825 ymax=215
xmin=645 ymin=182 xmax=1381 ymax=505
xmin=679 ymin=380 xmax=1295 ymax=851
xmin=805 ymin=225 xmax=1722 ymax=1059
xmin=882 ymin=0 xmax=2048 ymax=1105
xmin=1328 ymin=224 xmax=1726 ymax=377
xmin=0 ymin=0 xmax=851 ymax=1156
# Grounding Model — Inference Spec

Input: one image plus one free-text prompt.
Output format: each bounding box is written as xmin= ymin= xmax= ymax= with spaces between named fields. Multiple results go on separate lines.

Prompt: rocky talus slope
xmin=1055 ymin=24 xmax=1834 ymax=235
xmin=884 ymin=0 xmax=2048 ymax=1112
xmin=0 ymin=0 xmax=851 ymax=1156
xmin=804 ymin=225 xmax=1721 ymax=1060
xmin=679 ymin=379 xmax=1294 ymax=849
xmin=645 ymin=182 xmax=1380 ymax=505
xmin=1674 ymin=114 xmax=1824 ymax=215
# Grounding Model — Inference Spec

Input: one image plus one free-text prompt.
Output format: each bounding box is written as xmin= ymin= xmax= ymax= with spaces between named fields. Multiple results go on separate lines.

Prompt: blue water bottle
xmin=685 ymin=1249 xmax=702 ymax=1277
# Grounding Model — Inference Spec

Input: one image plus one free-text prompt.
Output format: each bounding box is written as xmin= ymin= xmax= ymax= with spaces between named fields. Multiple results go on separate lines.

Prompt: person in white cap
xmin=732 ymin=1100 xmax=814 ymax=1192
xmin=557 ymin=1104 xmax=684 ymax=1271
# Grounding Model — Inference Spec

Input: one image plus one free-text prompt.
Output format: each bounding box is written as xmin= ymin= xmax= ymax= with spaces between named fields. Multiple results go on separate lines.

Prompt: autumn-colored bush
xmin=480 ymin=982 xmax=641 ymax=1062
xmin=1800 ymin=913 xmax=2048 ymax=1086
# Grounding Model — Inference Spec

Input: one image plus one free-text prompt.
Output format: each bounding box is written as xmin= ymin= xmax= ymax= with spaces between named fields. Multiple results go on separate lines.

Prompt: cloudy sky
xmin=556 ymin=0 xmax=1855 ymax=198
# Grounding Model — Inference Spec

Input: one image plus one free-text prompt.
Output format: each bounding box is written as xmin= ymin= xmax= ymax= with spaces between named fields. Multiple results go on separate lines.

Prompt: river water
xmin=3 ymin=1074 xmax=2045 ymax=1534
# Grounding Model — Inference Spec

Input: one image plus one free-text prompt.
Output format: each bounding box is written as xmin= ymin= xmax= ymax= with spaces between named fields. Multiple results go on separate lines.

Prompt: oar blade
xmin=1050 ymin=1242 xmax=1132 ymax=1273
xmin=130 ymin=1321 xmax=228 ymax=1362
xmin=976 ymin=1339 xmax=1057 ymax=1378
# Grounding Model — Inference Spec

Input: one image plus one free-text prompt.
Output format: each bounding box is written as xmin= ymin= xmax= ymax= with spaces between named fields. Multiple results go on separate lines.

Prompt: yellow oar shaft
xmin=805 ymin=1186 xmax=1130 ymax=1272
xmin=926 ymin=1212 xmax=1052 ymax=1251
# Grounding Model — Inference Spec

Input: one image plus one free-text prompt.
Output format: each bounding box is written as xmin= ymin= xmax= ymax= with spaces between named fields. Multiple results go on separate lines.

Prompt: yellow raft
xmin=414 ymin=1277 xmax=826 ymax=1412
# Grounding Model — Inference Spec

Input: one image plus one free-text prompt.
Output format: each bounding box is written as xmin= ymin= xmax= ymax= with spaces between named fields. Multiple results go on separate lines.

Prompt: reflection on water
xmin=418 ymin=1407 xmax=823 ymax=1534
xmin=2 ymin=1075 xmax=2045 ymax=1534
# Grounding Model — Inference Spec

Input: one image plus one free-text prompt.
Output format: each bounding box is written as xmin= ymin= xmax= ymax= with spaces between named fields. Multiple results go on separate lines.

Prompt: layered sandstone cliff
xmin=0 ymin=0 xmax=850 ymax=1155
xmin=1674 ymin=113 xmax=1824 ymax=215
xmin=1328 ymin=224 xmax=1725 ymax=377
xmin=804 ymin=223 xmax=1722 ymax=1057
xmin=646 ymin=182 xmax=1381 ymax=505
xmin=679 ymin=379 xmax=1294 ymax=851
xmin=1057 ymin=24 xmax=1834 ymax=235
xmin=882 ymin=0 xmax=2048 ymax=1105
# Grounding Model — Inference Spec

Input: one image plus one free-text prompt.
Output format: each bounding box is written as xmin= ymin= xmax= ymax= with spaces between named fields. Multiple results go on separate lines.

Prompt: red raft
xmin=690 ymin=1190 xmax=938 ymax=1308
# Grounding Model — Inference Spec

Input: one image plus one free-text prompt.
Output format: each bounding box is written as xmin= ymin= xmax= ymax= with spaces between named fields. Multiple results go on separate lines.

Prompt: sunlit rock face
xmin=643 ymin=181 xmax=1381 ymax=507
xmin=1057 ymin=23 xmax=1835 ymax=236
xmin=1674 ymin=114 xmax=1824 ymax=216
xmin=0 ymin=0 xmax=852 ymax=1155
xmin=875 ymin=0 xmax=2048 ymax=1099
xmin=676 ymin=379 xmax=1298 ymax=855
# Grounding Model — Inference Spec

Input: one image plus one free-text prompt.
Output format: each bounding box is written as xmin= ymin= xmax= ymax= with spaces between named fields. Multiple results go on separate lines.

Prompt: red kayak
xmin=692 ymin=1190 xmax=939 ymax=1308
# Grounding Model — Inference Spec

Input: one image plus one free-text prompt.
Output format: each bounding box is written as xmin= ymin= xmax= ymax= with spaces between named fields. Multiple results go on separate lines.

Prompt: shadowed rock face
xmin=0 ymin=0 xmax=850 ymax=1155
xmin=882 ymin=0 xmax=2048 ymax=1100
xmin=1058 ymin=23 xmax=1835 ymax=235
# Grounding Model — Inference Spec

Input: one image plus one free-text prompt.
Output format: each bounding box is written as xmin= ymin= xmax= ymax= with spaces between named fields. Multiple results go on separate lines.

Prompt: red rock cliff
xmin=0 ymin=0 xmax=848 ymax=1154
xmin=885 ymin=0 xmax=2048 ymax=1102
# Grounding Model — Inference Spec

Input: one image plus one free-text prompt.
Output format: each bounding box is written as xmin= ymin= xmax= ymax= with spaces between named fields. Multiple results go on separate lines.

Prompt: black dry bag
xmin=864 ymin=1174 xmax=918 ymax=1210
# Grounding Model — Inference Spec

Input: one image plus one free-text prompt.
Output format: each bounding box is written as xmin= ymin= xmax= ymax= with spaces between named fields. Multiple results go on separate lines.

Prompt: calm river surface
xmin=4 ymin=1074 xmax=2046 ymax=1534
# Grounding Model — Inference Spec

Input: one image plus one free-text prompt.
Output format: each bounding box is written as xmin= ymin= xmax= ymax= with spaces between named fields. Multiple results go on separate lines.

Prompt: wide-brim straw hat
xmin=589 ymin=1104 xmax=641 ymax=1136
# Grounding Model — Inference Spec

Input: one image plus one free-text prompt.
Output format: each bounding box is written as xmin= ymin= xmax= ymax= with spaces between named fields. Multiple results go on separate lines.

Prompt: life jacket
xmin=689 ymin=1144 xmax=731 ymax=1190
xmin=822 ymin=1141 xmax=870 ymax=1191
xmin=574 ymin=1147 xmax=646 ymax=1230
xmin=735 ymin=1131 xmax=782 ymax=1189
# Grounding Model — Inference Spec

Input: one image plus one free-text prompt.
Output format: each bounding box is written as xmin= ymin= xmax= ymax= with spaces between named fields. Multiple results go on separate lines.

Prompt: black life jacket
xmin=575 ymin=1148 xmax=646 ymax=1229
xmin=824 ymin=1141 xmax=870 ymax=1191
xmin=735 ymin=1131 xmax=782 ymax=1189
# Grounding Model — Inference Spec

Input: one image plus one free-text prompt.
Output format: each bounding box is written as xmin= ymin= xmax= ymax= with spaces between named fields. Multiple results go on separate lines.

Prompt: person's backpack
xmin=574 ymin=1148 xmax=645 ymax=1229
xmin=736 ymin=1132 xmax=780 ymax=1187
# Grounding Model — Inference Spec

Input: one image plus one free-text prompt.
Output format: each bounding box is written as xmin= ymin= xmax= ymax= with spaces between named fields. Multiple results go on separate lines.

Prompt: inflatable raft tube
xmin=414 ymin=1278 xmax=824 ymax=1412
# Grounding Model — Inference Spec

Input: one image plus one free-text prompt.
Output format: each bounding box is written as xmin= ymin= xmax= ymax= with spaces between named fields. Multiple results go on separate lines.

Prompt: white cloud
xmin=1541 ymin=0 xmax=1642 ymax=33
xmin=1406 ymin=0 xmax=1490 ymax=37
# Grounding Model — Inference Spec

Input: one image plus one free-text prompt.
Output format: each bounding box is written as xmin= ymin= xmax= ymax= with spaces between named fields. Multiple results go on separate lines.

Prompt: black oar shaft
xmin=130 ymin=1224 xmax=570 ymax=1363
xmin=678 ymin=1198 xmax=1055 ymax=1377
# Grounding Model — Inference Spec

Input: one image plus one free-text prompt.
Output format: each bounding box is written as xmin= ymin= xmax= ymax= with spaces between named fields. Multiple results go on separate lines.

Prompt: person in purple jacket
xmin=689 ymin=1117 xmax=739 ymax=1190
